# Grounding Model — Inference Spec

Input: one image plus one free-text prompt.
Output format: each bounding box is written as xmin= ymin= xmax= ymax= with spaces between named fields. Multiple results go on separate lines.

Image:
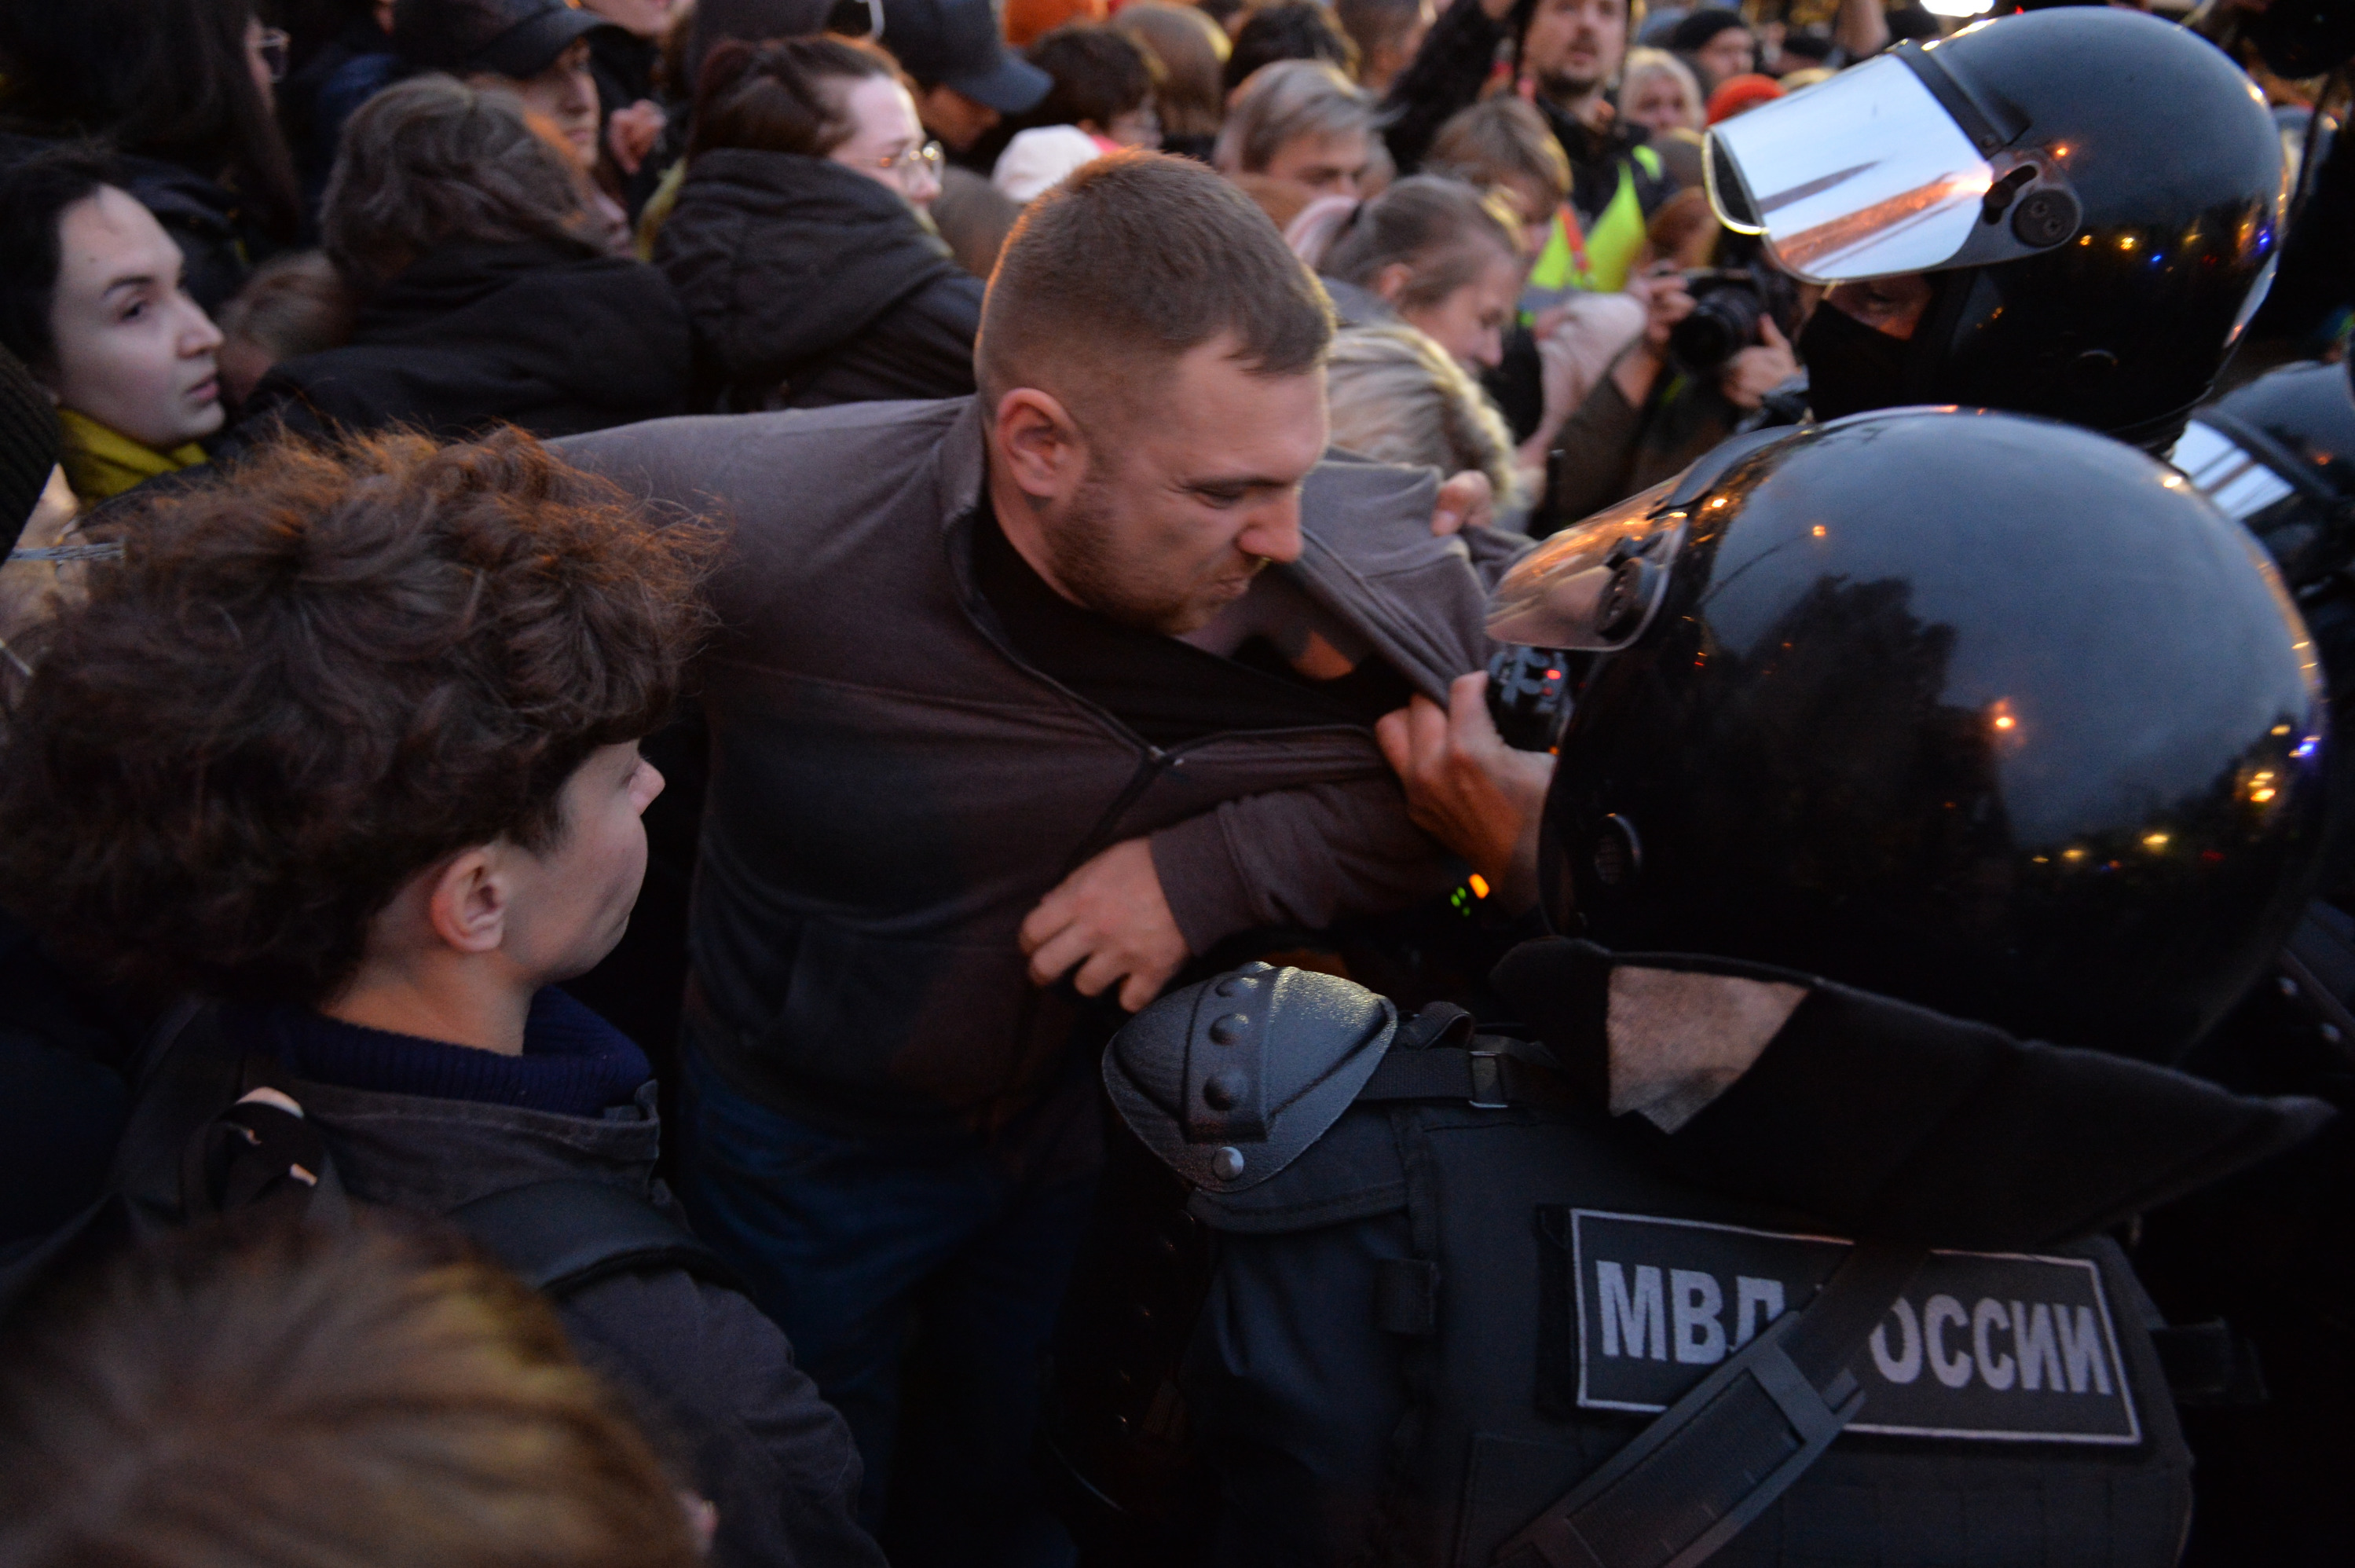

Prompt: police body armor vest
xmin=1045 ymin=964 xmax=2194 ymax=1568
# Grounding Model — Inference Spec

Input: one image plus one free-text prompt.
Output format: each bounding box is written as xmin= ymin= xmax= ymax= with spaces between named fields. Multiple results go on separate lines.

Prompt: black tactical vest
xmin=1046 ymin=965 xmax=2194 ymax=1568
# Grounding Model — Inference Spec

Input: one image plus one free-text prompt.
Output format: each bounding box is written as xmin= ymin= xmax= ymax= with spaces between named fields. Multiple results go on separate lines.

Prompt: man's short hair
xmin=0 ymin=429 xmax=711 ymax=1007
xmin=0 ymin=145 xmax=119 ymax=379
xmin=323 ymin=75 xmax=588 ymax=295
xmin=0 ymin=1217 xmax=701 ymax=1568
xmin=976 ymin=151 xmax=1334 ymax=415
xmin=1426 ymin=97 xmax=1573 ymax=215
xmin=1211 ymin=59 xmax=1375 ymax=178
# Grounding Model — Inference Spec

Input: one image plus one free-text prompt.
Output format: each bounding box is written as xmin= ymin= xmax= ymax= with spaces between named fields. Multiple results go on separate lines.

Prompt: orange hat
xmin=1005 ymin=0 xmax=1106 ymax=48
xmin=1705 ymin=72 xmax=1784 ymax=126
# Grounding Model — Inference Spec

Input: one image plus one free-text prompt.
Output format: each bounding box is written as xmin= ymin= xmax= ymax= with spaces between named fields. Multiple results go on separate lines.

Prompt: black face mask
xmin=1799 ymin=301 xmax=1913 ymax=422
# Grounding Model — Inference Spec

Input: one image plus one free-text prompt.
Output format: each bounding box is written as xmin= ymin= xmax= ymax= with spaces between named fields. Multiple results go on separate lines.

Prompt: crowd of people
xmin=2 ymin=0 xmax=2353 ymax=1566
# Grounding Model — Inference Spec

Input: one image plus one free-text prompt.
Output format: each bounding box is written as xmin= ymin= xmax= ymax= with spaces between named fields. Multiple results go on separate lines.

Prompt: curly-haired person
xmin=0 ymin=428 xmax=885 ymax=1568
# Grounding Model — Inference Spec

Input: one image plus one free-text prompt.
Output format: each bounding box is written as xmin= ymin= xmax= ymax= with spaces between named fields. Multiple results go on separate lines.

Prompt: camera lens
xmin=1668 ymin=282 xmax=1767 ymax=374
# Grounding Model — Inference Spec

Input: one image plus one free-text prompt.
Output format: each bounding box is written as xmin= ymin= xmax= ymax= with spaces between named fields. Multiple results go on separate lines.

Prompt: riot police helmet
xmin=2175 ymin=358 xmax=2355 ymax=593
xmin=1704 ymin=9 xmax=2285 ymax=447
xmin=1488 ymin=408 xmax=2328 ymax=1061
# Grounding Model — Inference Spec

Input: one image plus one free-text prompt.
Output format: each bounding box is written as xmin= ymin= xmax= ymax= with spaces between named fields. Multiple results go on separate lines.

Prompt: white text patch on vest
xmin=1567 ymin=1209 xmax=2141 ymax=1445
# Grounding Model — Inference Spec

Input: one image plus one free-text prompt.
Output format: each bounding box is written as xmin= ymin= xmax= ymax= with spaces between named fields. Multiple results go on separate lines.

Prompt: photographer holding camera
xmin=1539 ymin=256 xmax=1798 ymax=529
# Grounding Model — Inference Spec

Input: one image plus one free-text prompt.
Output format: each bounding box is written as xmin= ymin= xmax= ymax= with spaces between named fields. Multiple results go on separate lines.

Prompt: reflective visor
xmin=1486 ymin=479 xmax=1688 ymax=650
xmin=1705 ymin=47 xmax=2077 ymax=283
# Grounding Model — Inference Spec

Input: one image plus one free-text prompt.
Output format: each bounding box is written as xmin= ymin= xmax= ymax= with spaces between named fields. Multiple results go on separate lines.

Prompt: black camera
xmin=1667 ymin=265 xmax=1797 ymax=376
xmin=1484 ymin=644 xmax=1573 ymax=752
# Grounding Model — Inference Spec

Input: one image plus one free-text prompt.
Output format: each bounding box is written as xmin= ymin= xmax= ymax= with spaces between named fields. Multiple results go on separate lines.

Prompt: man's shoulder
xmin=549 ymin=397 xmax=977 ymax=517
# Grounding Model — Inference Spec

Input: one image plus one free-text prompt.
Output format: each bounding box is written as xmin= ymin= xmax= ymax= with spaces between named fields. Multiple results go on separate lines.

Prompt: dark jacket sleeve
xmin=559 ymin=1270 xmax=886 ymax=1568
xmin=1382 ymin=0 xmax=1512 ymax=174
xmin=1491 ymin=940 xmax=2339 ymax=1254
xmin=1539 ymin=357 xmax=1644 ymax=529
xmin=1150 ymin=776 xmax=1452 ymax=954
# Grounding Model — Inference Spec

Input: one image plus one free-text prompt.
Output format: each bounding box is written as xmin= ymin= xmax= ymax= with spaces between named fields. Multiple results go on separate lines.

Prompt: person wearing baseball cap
xmin=393 ymin=0 xmax=625 ymax=171
xmin=882 ymin=0 xmax=1051 ymax=155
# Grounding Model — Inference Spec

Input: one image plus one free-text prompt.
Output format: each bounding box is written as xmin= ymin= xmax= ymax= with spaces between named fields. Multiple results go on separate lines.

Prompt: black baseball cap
xmin=881 ymin=0 xmax=1049 ymax=112
xmin=392 ymin=0 xmax=621 ymax=79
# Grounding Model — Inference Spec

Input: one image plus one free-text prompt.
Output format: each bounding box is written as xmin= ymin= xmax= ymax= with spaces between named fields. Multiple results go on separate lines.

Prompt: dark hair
xmin=1667 ymin=7 xmax=1750 ymax=51
xmin=323 ymin=76 xmax=591 ymax=295
xmin=1324 ymin=174 xmax=1522 ymax=311
xmin=0 ymin=0 xmax=302 ymax=245
xmin=1225 ymin=2 xmax=1358 ymax=92
xmin=0 ymin=1217 xmax=702 ymax=1568
xmin=690 ymin=35 xmax=901 ymax=159
xmin=0 ymin=429 xmax=714 ymax=1008
xmin=0 ymin=145 xmax=116 ymax=377
xmin=1028 ymin=24 xmax=1159 ymax=131
xmin=1334 ymin=0 xmax=1426 ymax=68
xmin=979 ymin=151 xmax=1333 ymax=411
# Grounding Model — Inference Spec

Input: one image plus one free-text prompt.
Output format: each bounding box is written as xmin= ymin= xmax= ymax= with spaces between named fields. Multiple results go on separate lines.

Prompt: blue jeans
xmin=673 ymin=1043 xmax=1094 ymax=1568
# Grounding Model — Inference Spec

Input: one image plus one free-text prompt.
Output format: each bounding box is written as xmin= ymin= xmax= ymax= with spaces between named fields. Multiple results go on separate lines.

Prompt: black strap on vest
xmin=1494 ymin=1240 xmax=1929 ymax=1568
xmin=1356 ymin=1046 xmax=1580 ymax=1113
xmin=448 ymin=1179 xmax=739 ymax=1300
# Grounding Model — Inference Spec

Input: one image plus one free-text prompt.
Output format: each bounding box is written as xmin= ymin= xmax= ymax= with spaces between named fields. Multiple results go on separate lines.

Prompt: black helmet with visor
xmin=1495 ymin=408 xmax=2328 ymax=1062
xmin=1705 ymin=9 xmax=2286 ymax=448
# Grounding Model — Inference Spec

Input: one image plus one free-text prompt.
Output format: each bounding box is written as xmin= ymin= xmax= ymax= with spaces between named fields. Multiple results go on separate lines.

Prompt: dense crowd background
xmin=0 ymin=1 xmax=2351 ymax=1566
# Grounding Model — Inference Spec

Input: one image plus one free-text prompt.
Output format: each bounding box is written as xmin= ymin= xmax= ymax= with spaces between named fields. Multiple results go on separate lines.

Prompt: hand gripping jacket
xmin=1043 ymin=947 xmax=2334 ymax=1568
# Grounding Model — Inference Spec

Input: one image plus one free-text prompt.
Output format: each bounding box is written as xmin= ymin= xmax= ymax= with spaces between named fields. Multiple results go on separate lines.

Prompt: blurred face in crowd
xmin=831 ymin=75 xmax=945 ymax=209
xmin=1822 ymin=273 xmax=1934 ymax=339
xmin=1390 ymin=244 xmax=1522 ymax=372
xmin=478 ymin=40 xmax=601 ymax=170
xmin=1693 ymin=26 xmax=1757 ymax=86
xmin=992 ymin=334 xmax=1331 ymax=636
xmin=583 ymin=0 xmax=679 ymax=38
xmin=1523 ymin=0 xmax=1628 ymax=104
xmin=914 ymin=84 xmax=1001 ymax=153
xmin=45 ymin=188 xmax=224 ymax=450
xmin=1263 ymin=126 xmax=1373 ymax=200
xmin=1623 ymin=70 xmax=1700 ymax=134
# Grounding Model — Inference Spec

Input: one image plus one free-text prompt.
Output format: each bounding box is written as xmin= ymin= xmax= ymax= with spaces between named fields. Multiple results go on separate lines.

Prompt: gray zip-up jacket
xmin=557 ymin=397 xmax=1512 ymax=1130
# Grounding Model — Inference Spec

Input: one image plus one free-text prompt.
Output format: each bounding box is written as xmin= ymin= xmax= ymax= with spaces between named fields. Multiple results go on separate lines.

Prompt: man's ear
xmin=1370 ymin=262 xmax=1416 ymax=306
xmin=423 ymin=845 xmax=510 ymax=957
xmin=991 ymin=386 xmax=1090 ymax=504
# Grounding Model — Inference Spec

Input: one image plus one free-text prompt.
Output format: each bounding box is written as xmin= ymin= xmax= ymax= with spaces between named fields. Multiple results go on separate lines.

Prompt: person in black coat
xmin=656 ymin=36 xmax=983 ymax=411
xmin=236 ymin=75 xmax=688 ymax=445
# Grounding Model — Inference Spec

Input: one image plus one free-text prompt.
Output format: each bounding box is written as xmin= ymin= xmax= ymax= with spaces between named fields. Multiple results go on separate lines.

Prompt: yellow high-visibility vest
xmin=1523 ymin=144 xmax=1664 ymax=312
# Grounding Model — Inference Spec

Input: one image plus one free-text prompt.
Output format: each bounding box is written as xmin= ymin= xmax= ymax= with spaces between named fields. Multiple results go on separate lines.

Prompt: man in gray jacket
xmin=556 ymin=152 xmax=1507 ymax=1567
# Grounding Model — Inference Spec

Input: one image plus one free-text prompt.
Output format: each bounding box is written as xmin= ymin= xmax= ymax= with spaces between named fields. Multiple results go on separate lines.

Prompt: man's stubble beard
xmin=1042 ymin=470 xmax=1265 ymax=637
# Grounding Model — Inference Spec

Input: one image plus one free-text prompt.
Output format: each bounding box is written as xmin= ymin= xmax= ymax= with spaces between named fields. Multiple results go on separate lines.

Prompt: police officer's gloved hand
xmin=1491 ymin=939 xmax=2335 ymax=1254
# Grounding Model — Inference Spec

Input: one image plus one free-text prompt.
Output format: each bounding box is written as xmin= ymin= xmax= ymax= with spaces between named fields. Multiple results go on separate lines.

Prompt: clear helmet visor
xmin=1485 ymin=478 xmax=1690 ymax=650
xmin=1705 ymin=47 xmax=2083 ymax=284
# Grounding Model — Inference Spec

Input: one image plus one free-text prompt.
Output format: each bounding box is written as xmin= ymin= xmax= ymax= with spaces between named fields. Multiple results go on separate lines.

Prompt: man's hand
xmin=606 ymin=100 xmax=667 ymax=175
xmin=1375 ymin=671 xmax=1555 ymax=911
xmin=1611 ymin=266 xmax=1695 ymax=410
xmin=1719 ymin=316 xmax=1798 ymax=411
xmin=1020 ymin=837 xmax=1191 ymax=1012
xmin=1431 ymin=469 xmax=1496 ymax=536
